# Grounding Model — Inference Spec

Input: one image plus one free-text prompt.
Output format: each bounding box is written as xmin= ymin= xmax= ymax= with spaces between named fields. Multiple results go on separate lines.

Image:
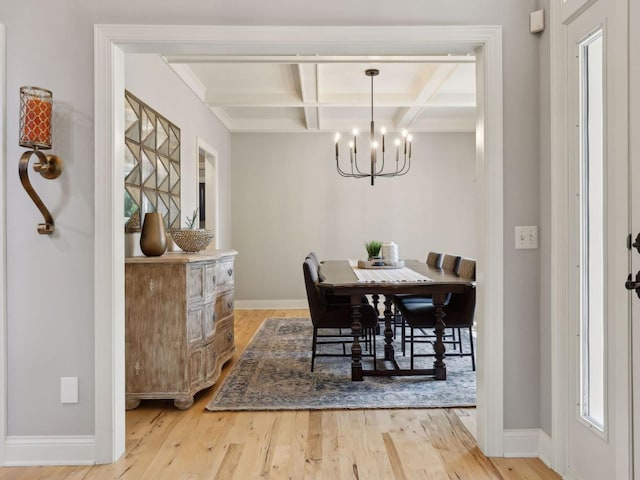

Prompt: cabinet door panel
xmin=187 ymin=264 xmax=204 ymax=302
xmin=205 ymin=342 xmax=218 ymax=382
xmin=190 ymin=347 xmax=206 ymax=389
xmin=204 ymin=264 xmax=217 ymax=301
xmin=203 ymin=302 xmax=216 ymax=343
xmin=187 ymin=307 xmax=204 ymax=346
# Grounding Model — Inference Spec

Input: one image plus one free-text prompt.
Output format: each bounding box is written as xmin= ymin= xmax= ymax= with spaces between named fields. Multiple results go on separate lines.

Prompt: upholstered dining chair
xmin=302 ymin=258 xmax=378 ymax=371
xmin=395 ymin=258 xmax=476 ymax=370
xmin=392 ymin=251 xmax=445 ymax=350
xmin=426 ymin=251 xmax=444 ymax=268
xmin=441 ymin=254 xmax=462 ymax=273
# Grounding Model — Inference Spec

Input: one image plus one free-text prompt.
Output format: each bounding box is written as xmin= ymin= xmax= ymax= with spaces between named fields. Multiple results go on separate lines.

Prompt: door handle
xmin=629 ymin=233 xmax=640 ymax=254
xmin=625 ymin=272 xmax=640 ymax=299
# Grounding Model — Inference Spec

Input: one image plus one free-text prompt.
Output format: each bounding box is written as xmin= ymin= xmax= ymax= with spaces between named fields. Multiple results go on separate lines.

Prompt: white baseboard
xmin=4 ymin=435 xmax=95 ymax=466
xmin=502 ymin=429 xmax=543 ymax=458
xmin=537 ymin=429 xmax=553 ymax=469
xmin=235 ymin=299 xmax=308 ymax=310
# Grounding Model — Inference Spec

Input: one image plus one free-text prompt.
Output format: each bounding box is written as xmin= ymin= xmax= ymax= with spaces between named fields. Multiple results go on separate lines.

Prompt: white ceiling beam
xmin=394 ymin=64 xmax=459 ymax=130
xmin=205 ymin=99 xmax=473 ymax=108
xmin=297 ymin=63 xmax=320 ymax=131
xmin=165 ymin=54 xmax=476 ymax=64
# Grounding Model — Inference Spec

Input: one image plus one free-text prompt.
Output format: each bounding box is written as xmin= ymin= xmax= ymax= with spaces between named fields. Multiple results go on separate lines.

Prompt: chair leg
xmin=401 ymin=315 xmax=406 ymax=356
xmin=410 ymin=327 xmax=415 ymax=370
xmin=372 ymin=327 xmax=377 ymax=371
xmin=311 ymin=327 xmax=318 ymax=372
xmin=469 ymin=326 xmax=476 ymax=371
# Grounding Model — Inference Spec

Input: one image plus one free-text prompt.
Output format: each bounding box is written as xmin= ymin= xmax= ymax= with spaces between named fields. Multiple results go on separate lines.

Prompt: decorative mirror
xmin=124 ymin=90 xmax=181 ymax=231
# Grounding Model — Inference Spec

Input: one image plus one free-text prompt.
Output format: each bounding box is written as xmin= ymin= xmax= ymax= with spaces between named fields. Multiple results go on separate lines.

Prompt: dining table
xmin=317 ymin=259 xmax=476 ymax=381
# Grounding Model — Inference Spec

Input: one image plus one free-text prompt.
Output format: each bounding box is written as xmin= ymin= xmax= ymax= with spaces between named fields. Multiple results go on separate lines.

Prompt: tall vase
xmin=140 ymin=212 xmax=167 ymax=257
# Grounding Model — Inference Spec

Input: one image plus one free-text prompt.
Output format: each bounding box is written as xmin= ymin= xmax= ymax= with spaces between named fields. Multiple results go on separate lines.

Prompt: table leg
xmin=383 ymin=295 xmax=395 ymax=361
xmin=432 ymin=292 xmax=447 ymax=380
xmin=350 ymin=295 xmax=363 ymax=381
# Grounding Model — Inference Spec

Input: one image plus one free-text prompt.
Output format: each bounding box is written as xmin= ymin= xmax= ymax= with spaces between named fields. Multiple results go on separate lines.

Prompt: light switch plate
xmin=61 ymin=377 xmax=79 ymax=404
xmin=515 ymin=226 xmax=538 ymax=249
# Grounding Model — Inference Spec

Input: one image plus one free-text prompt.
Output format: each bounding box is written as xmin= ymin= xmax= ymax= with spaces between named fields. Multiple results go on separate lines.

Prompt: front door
xmin=565 ymin=0 xmax=631 ymax=478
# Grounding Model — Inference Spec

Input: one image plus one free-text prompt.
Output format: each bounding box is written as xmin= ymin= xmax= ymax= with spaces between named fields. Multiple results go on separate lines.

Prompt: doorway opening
xmin=94 ymin=25 xmax=504 ymax=463
xmin=197 ymin=138 xmax=219 ymax=248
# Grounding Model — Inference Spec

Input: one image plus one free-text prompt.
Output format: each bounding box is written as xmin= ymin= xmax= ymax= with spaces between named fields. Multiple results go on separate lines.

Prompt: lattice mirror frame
xmin=124 ymin=90 xmax=181 ymax=231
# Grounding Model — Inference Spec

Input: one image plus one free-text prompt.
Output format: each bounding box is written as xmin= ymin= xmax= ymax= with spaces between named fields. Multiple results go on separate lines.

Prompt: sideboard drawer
xmin=216 ymin=258 xmax=235 ymax=290
xmin=214 ymin=317 xmax=234 ymax=356
xmin=215 ymin=291 xmax=234 ymax=320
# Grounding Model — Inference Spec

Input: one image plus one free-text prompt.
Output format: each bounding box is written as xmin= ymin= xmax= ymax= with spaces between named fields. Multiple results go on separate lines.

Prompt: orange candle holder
xmin=18 ymin=86 xmax=63 ymax=235
xmin=20 ymin=87 xmax=53 ymax=149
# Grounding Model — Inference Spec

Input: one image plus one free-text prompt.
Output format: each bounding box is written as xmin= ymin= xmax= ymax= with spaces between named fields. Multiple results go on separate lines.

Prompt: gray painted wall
xmin=2 ymin=0 xmax=543 ymax=438
xmin=231 ymin=132 xmax=477 ymax=303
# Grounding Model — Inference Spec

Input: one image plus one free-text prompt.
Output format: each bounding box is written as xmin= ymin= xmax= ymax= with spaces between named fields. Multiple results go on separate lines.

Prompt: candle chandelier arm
xmin=336 ymin=150 xmax=369 ymax=178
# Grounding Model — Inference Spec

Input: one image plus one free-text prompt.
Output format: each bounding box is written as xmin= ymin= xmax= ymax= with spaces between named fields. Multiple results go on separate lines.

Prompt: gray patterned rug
xmin=206 ymin=317 xmax=476 ymax=411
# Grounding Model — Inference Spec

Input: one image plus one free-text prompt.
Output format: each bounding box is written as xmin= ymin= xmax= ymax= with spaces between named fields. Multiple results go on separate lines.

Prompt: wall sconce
xmin=19 ymin=86 xmax=63 ymax=234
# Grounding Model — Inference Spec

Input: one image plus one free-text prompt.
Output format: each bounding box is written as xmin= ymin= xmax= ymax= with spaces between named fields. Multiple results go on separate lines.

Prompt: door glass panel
xmin=579 ymin=29 xmax=605 ymax=430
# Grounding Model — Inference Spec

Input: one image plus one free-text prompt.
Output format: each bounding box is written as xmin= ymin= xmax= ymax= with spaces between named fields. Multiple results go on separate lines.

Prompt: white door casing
xmin=94 ymin=25 xmax=504 ymax=463
xmin=196 ymin=137 xmax=219 ymax=248
xmin=630 ymin=0 xmax=640 ymax=477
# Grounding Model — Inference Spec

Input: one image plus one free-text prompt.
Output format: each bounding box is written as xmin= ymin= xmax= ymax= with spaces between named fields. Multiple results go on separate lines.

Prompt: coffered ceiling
xmin=165 ymin=56 xmax=476 ymax=134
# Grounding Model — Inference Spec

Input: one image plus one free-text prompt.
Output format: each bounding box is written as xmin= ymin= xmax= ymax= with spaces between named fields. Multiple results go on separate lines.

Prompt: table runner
xmin=348 ymin=259 xmax=432 ymax=283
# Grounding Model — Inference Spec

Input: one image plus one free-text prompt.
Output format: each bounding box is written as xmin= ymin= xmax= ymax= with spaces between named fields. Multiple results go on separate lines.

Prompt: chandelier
xmin=334 ymin=69 xmax=412 ymax=186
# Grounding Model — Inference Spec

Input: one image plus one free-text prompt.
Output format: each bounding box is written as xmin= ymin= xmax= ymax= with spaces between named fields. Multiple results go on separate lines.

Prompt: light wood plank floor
xmin=0 ymin=310 xmax=560 ymax=480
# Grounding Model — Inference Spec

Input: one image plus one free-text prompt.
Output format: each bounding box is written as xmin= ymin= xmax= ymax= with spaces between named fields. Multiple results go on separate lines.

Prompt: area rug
xmin=206 ymin=317 xmax=476 ymax=411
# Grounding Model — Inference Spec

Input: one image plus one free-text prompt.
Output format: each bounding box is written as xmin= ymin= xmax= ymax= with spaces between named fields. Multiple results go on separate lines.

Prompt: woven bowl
xmin=170 ymin=229 xmax=214 ymax=253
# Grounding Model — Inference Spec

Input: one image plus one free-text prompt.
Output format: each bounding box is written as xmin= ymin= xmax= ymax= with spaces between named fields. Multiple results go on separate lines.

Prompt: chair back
xmin=303 ymin=258 xmax=326 ymax=326
xmin=442 ymin=254 xmax=461 ymax=272
xmin=446 ymin=258 xmax=476 ymax=326
xmin=306 ymin=251 xmax=319 ymax=268
xmin=426 ymin=251 xmax=443 ymax=268
xmin=457 ymin=258 xmax=476 ymax=280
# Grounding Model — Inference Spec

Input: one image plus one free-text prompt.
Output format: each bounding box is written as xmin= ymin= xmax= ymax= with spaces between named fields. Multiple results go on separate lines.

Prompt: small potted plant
xmin=364 ymin=240 xmax=383 ymax=263
xmin=170 ymin=208 xmax=215 ymax=253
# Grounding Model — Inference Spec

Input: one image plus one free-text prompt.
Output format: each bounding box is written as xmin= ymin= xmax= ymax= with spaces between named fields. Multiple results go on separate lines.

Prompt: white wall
xmin=232 ymin=132 xmax=477 ymax=303
xmin=125 ymin=54 xmax=232 ymax=248
xmin=2 ymin=0 xmax=542 ymax=443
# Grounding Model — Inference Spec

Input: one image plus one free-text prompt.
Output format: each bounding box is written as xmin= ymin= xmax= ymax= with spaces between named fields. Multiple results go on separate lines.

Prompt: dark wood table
xmin=317 ymin=260 xmax=475 ymax=381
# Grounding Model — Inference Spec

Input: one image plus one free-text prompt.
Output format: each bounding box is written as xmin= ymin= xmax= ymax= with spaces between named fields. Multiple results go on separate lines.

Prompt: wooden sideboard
xmin=125 ymin=250 xmax=237 ymax=409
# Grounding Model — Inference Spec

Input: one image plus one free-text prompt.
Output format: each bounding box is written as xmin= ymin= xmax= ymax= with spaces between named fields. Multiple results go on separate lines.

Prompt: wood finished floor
xmin=0 ymin=310 xmax=561 ymax=480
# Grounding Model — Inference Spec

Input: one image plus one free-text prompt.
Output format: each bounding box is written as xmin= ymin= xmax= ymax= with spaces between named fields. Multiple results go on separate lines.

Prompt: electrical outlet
xmin=515 ymin=226 xmax=538 ymax=249
xmin=61 ymin=377 xmax=79 ymax=404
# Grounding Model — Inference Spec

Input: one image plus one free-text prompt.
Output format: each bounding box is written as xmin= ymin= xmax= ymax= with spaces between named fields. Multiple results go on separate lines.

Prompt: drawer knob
xmin=227 ymin=301 xmax=233 ymax=309
xmin=227 ymin=268 xmax=233 ymax=277
xmin=212 ymin=275 xmax=216 ymax=284
xmin=227 ymin=332 xmax=233 ymax=342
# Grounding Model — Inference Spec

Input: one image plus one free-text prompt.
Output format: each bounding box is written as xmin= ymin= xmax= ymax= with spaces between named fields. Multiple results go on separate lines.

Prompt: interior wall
xmin=2 ymin=0 xmax=542 ymax=441
xmin=125 ymin=54 xmax=232 ymax=248
xmin=231 ymin=132 xmax=477 ymax=303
